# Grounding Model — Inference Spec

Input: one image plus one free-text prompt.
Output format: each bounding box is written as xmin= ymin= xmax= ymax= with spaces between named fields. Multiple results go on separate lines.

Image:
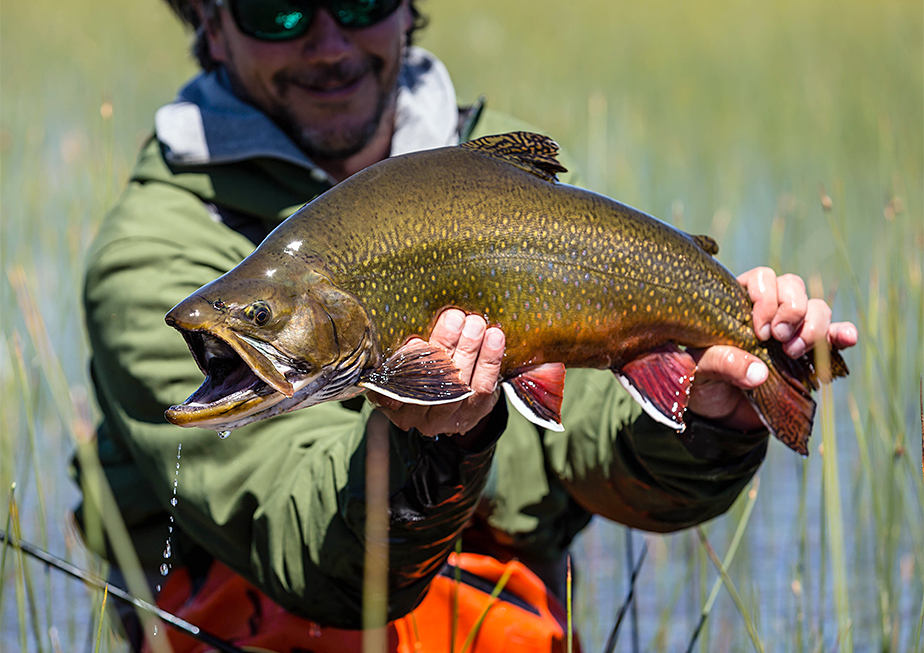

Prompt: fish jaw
xmin=164 ymin=323 xmax=376 ymax=431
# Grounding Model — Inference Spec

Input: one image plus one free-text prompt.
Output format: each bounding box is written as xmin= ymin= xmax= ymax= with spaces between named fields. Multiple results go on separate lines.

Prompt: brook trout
xmin=165 ymin=132 xmax=847 ymax=455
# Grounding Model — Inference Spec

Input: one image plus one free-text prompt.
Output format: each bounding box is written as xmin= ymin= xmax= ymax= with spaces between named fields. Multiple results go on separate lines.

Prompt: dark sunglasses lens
xmin=331 ymin=0 xmax=400 ymax=28
xmin=234 ymin=0 xmax=312 ymax=40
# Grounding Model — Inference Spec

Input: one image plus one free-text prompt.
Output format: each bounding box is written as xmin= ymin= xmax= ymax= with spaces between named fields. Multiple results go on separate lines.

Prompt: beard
xmin=224 ymin=48 xmax=401 ymax=162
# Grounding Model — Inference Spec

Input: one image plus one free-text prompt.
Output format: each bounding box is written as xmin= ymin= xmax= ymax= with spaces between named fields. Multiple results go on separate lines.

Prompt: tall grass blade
xmin=812 ymin=275 xmax=853 ymax=652
xmin=459 ymin=564 xmax=515 ymax=653
xmin=695 ymin=527 xmax=764 ymax=653
xmin=9 ymin=481 xmax=48 ymax=653
xmin=93 ymin=585 xmax=108 ymax=653
xmin=1 ymin=482 xmax=16 ymax=612
xmin=452 ymin=537 xmax=462 ymax=653
xmin=12 ymin=332 xmax=55 ymax=638
xmin=686 ymin=477 xmax=761 ymax=653
xmin=604 ymin=540 xmax=648 ymax=653
xmin=363 ymin=412 xmax=390 ymax=653
xmin=566 ymin=554 xmax=572 ymax=653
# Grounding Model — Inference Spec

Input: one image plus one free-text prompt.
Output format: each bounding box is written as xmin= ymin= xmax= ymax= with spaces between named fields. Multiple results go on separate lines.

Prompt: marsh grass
xmin=2 ymin=0 xmax=922 ymax=651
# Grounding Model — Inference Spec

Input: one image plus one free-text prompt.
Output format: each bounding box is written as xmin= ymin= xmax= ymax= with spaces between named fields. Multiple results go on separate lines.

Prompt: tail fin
xmin=748 ymin=340 xmax=849 ymax=456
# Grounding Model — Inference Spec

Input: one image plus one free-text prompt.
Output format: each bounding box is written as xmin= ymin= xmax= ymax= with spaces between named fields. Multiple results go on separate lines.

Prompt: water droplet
xmin=170 ymin=497 xmax=178 ymax=507
xmin=160 ymin=563 xmax=169 ymax=576
xmin=163 ymin=541 xmax=172 ymax=559
xmin=218 ymin=430 xmax=231 ymax=439
xmin=153 ymin=624 xmax=158 ymax=636
xmin=156 ymin=584 xmax=162 ymax=593
xmin=309 ymin=623 xmax=322 ymax=637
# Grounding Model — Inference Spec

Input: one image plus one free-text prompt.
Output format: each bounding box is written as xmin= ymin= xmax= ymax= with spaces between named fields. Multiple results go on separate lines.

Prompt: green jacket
xmin=79 ymin=58 xmax=767 ymax=628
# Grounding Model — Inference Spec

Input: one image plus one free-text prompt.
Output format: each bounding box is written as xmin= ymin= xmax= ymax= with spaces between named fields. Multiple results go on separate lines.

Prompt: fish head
xmin=164 ymin=262 xmax=375 ymax=431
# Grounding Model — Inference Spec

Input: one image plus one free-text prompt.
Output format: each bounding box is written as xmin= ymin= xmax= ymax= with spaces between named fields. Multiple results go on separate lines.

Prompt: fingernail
xmin=462 ymin=316 xmax=483 ymax=338
xmin=758 ymin=324 xmax=771 ymax=341
xmin=774 ymin=323 xmax=793 ymax=341
xmin=787 ymin=337 xmax=806 ymax=358
xmin=444 ymin=310 xmax=464 ymax=332
xmin=746 ymin=361 xmax=768 ymax=385
xmin=486 ymin=330 xmax=504 ymax=349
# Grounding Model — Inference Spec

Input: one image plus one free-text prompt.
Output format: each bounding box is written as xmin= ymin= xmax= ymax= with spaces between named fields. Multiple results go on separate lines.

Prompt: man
xmin=78 ymin=0 xmax=857 ymax=650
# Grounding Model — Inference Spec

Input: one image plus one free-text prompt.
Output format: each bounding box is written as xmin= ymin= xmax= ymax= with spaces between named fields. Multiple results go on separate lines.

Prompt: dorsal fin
xmin=691 ymin=234 xmax=720 ymax=256
xmin=460 ymin=132 xmax=568 ymax=183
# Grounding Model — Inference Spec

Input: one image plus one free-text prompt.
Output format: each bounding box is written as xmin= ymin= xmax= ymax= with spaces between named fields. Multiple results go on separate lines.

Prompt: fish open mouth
xmin=165 ymin=329 xmax=295 ymax=428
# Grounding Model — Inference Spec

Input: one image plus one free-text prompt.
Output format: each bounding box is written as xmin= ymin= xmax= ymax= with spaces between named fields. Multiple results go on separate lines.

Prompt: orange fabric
xmin=144 ymin=553 xmax=579 ymax=653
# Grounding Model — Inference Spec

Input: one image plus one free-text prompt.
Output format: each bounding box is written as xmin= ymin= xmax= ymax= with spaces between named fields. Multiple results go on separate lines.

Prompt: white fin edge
xmin=613 ymin=371 xmax=687 ymax=432
xmin=501 ymin=381 xmax=565 ymax=432
xmin=358 ymin=382 xmax=475 ymax=406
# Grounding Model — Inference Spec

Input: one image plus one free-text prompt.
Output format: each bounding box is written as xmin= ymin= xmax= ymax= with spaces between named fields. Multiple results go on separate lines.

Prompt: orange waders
xmin=146 ymin=552 xmax=579 ymax=653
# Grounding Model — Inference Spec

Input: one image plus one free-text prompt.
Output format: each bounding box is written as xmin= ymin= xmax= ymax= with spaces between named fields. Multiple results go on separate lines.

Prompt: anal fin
xmin=612 ymin=344 xmax=696 ymax=431
xmin=502 ymin=363 xmax=566 ymax=431
xmin=359 ymin=340 xmax=474 ymax=405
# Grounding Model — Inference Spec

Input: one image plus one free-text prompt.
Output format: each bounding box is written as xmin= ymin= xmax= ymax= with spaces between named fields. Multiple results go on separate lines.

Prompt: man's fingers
xmin=770 ymin=273 xmax=808 ymax=342
xmin=784 ymin=298 xmax=831 ymax=358
xmin=739 ymin=267 xmax=778 ymax=341
xmin=693 ymin=345 xmax=768 ymax=389
xmin=828 ymin=321 xmax=858 ymax=350
xmin=468 ymin=327 xmax=505 ymax=395
xmin=452 ymin=315 xmax=488 ymax=385
xmin=428 ymin=308 xmax=467 ymax=352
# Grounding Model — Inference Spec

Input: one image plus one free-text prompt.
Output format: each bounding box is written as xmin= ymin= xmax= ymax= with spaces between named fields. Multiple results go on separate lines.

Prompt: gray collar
xmin=155 ymin=46 xmax=460 ymax=182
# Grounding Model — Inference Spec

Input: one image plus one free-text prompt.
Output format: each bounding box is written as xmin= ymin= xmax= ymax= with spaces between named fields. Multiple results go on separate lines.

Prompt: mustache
xmin=275 ymin=58 xmax=381 ymax=91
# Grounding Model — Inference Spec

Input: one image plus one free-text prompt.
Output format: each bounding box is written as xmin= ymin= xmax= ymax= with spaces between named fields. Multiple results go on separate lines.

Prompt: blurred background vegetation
xmin=1 ymin=0 xmax=922 ymax=651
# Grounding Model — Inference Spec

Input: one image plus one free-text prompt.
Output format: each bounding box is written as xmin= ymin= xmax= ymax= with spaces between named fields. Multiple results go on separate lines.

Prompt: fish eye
xmin=245 ymin=301 xmax=272 ymax=326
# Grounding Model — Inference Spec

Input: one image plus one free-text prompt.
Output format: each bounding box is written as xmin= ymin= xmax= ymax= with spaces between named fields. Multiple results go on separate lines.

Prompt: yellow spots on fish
xmin=412 ymin=295 xmax=418 ymax=303
xmin=646 ymin=305 xmax=652 ymax=313
xmin=498 ymin=307 xmax=504 ymax=314
xmin=389 ymin=327 xmax=395 ymax=335
xmin=371 ymin=308 xmax=377 ymax=317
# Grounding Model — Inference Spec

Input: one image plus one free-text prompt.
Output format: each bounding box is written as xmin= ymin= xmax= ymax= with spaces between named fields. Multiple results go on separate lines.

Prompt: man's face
xmin=206 ymin=0 xmax=413 ymax=160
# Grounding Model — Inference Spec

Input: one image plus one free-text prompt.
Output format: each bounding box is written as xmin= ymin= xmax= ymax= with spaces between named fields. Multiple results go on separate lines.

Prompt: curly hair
xmin=163 ymin=0 xmax=428 ymax=71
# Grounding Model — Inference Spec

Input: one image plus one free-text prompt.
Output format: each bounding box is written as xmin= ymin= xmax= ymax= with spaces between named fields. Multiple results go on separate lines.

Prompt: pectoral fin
xmin=612 ymin=344 xmax=697 ymax=430
xmin=502 ymin=363 xmax=567 ymax=431
xmin=358 ymin=339 xmax=474 ymax=405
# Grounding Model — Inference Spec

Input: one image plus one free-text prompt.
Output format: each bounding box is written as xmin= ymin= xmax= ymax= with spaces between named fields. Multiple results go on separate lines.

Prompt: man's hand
xmin=368 ymin=309 xmax=505 ymax=443
xmin=688 ymin=267 xmax=858 ymax=431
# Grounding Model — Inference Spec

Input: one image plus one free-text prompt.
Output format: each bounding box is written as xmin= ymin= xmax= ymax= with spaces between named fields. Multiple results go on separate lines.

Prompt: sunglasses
xmin=216 ymin=0 xmax=402 ymax=41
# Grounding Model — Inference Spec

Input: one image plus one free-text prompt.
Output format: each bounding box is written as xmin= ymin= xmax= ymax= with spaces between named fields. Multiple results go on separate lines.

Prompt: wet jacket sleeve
xmin=81 ymin=178 xmax=504 ymax=627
